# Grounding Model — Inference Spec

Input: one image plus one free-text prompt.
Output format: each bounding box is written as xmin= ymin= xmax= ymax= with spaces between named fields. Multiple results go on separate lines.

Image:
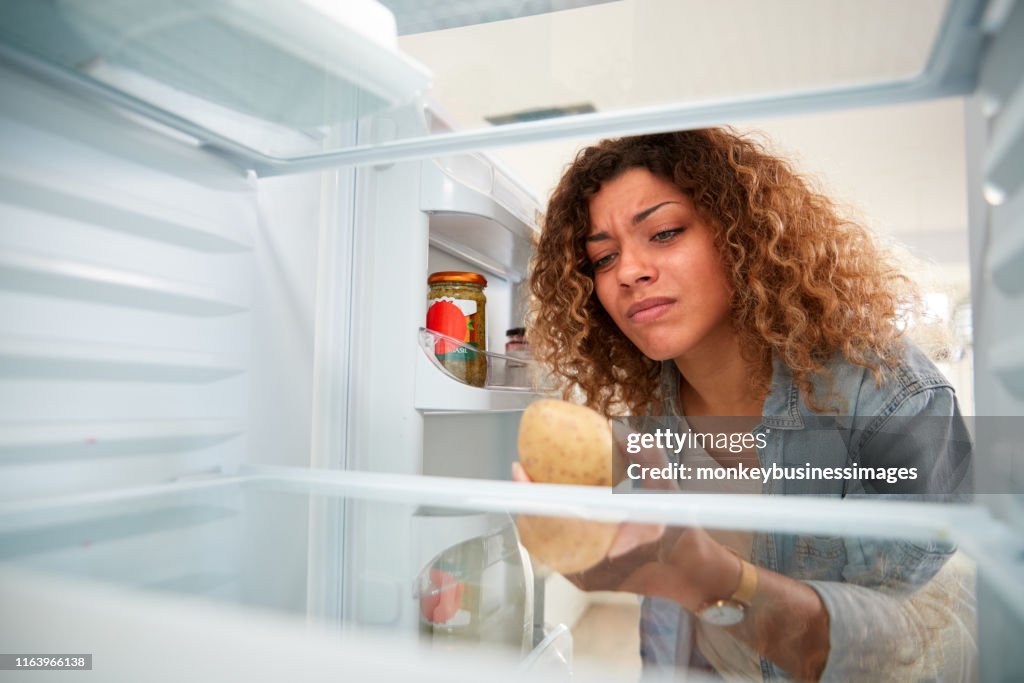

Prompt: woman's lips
xmin=627 ymin=297 xmax=675 ymax=322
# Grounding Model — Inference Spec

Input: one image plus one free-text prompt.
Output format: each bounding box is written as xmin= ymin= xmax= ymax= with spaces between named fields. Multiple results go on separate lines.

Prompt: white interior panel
xmin=0 ymin=62 xmax=335 ymax=500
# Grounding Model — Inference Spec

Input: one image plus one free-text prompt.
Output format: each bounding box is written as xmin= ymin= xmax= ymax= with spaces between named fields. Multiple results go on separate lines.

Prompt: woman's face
xmin=585 ymin=167 xmax=734 ymax=363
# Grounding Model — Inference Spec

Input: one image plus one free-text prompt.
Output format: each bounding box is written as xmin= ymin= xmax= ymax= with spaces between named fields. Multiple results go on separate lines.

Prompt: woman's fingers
xmin=511 ymin=461 xmax=532 ymax=483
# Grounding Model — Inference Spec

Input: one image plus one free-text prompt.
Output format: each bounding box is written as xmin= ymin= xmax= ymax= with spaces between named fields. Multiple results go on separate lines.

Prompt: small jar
xmin=426 ymin=271 xmax=487 ymax=387
xmin=504 ymin=327 xmax=531 ymax=388
xmin=505 ymin=327 xmax=527 ymax=353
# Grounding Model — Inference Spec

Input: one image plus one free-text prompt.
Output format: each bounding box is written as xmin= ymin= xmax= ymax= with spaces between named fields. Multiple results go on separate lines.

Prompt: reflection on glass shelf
xmin=523 ymin=511 xmax=982 ymax=682
xmin=414 ymin=514 xmax=533 ymax=655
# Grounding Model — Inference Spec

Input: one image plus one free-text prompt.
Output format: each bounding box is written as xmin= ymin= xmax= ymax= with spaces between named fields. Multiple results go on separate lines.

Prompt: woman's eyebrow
xmin=586 ymin=201 xmax=684 ymax=242
xmin=632 ymin=201 xmax=681 ymax=225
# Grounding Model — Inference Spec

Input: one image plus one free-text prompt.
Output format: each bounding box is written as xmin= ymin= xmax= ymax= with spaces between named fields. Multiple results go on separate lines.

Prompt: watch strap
xmin=695 ymin=549 xmax=758 ymax=625
xmin=725 ymin=548 xmax=757 ymax=606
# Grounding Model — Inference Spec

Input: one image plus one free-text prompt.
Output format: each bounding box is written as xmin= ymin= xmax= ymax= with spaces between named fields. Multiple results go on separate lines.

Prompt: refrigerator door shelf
xmin=427 ymin=154 xmax=541 ymax=230
xmin=520 ymin=623 xmax=573 ymax=678
xmin=422 ymin=158 xmax=539 ymax=283
xmin=0 ymin=0 xmax=431 ymax=160
xmin=415 ymin=328 xmax=543 ymax=414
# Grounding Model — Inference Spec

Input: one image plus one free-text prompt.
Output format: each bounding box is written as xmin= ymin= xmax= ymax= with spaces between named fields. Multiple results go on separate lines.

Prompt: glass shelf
xmin=1 ymin=1 xmax=988 ymax=176
xmin=0 ymin=0 xmax=431 ymax=160
xmin=0 ymin=469 xmax=996 ymax=683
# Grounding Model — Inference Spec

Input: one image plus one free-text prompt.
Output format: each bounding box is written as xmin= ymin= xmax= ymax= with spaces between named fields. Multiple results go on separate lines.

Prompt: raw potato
xmin=516 ymin=514 xmax=619 ymax=575
xmin=515 ymin=399 xmax=621 ymax=574
xmin=518 ymin=399 xmax=615 ymax=486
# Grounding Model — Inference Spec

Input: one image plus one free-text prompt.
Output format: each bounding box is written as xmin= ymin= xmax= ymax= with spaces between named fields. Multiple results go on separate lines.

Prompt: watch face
xmin=698 ymin=600 xmax=745 ymax=626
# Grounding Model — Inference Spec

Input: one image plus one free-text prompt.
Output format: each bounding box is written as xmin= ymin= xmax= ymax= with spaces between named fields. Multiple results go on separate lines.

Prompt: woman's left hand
xmin=512 ymin=461 xmax=739 ymax=608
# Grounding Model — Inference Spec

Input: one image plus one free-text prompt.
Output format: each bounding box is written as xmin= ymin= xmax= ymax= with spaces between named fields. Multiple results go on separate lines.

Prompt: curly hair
xmin=527 ymin=128 xmax=916 ymax=416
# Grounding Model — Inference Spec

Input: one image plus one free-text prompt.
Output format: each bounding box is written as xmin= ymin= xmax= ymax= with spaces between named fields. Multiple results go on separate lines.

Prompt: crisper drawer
xmin=0 ymin=468 xmax=1006 ymax=682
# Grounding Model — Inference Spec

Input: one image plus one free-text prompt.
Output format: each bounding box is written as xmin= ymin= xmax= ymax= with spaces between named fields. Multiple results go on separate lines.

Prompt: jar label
xmin=426 ymin=297 xmax=479 ymax=358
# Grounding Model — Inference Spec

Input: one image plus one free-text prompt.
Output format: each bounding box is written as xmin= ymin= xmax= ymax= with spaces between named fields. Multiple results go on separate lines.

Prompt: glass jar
xmin=504 ymin=327 xmax=531 ymax=388
xmin=505 ymin=327 xmax=527 ymax=353
xmin=426 ymin=271 xmax=487 ymax=387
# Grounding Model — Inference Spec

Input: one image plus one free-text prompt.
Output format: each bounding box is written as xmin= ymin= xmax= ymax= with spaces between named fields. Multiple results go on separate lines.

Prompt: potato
xmin=517 ymin=399 xmax=615 ymax=486
xmin=515 ymin=399 xmax=621 ymax=574
xmin=516 ymin=514 xmax=619 ymax=575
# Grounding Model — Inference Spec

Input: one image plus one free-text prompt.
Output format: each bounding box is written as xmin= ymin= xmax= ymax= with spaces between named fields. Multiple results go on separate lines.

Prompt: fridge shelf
xmin=0 ymin=419 xmax=244 ymax=464
xmin=0 ymin=337 xmax=246 ymax=383
xmin=0 ymin=502 xmax=236 ymax=561
xmin=1 ymin=469 xmax=1013 ymax=682
xmin=0 ymin=160 xmax=252 ymax=253
xmin=415 ymin=328 xmax=541 ymax=413
xmin=0 ymin=0 xmax=431 ymax=160
xmin=0 ymin=250 xmax=248 ymax=317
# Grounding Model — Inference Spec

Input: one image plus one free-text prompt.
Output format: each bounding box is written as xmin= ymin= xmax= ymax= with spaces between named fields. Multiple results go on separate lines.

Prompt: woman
xmin=519 ymin=129 xmax=974 ymax=681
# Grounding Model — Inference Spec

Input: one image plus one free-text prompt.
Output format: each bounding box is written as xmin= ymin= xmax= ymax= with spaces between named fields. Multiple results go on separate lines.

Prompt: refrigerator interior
xmin=0 ymin=469 xmax=999 ymax=681
xmin=1 ymin=0 xmax=1023 ymax=679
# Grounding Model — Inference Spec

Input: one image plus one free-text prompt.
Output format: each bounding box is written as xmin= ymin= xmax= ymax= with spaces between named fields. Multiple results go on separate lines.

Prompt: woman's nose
xmin=617 ymin=247 xmax=655 ymax=287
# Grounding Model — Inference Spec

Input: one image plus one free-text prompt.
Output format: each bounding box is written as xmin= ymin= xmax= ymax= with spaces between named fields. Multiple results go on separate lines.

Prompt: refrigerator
xmin=0 ymin=0 xmax=1021 ymax=681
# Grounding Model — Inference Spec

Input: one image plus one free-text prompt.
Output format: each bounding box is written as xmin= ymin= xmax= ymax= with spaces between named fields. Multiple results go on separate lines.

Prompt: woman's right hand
xmin=510 ymin=460 xmax=742 ymax=611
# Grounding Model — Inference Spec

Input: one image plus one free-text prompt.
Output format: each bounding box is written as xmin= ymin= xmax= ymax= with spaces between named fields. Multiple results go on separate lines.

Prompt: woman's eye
xmin=591 ymin=253 xmax=616 ymax=270
xmin=652 ymin=228 xmax=684 ymax=243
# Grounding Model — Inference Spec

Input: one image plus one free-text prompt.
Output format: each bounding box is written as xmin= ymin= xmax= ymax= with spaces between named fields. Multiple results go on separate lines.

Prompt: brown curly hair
xmin=527 ymin=128 xmax=916 ymax=416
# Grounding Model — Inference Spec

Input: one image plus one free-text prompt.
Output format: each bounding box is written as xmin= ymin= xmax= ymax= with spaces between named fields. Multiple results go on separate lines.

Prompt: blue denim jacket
xmin=639 ymin=342 xmax=973 ymax=681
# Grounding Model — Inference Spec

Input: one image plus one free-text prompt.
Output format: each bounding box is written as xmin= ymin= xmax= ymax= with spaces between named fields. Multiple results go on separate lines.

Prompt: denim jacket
xmin=639 ymin=342 xmax=973 ymax=681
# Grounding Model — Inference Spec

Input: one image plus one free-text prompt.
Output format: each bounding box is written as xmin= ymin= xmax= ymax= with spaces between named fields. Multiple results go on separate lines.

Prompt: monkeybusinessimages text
xmin=624 ymin=428 xmax=919 ymax=484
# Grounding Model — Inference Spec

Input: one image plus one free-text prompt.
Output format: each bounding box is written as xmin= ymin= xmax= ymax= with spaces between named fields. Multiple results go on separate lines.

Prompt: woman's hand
xmin=511 ymin=462 xmax=828 ymax=679
xmin=511 ymin=462 xmax=737 ymax=611
xmin=511 ymin=462 xmax=665 ymax=562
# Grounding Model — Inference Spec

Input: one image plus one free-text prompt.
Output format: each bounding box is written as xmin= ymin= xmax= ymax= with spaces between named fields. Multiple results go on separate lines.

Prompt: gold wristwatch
xmin=696 ymin=551 xmax=757 ymax=626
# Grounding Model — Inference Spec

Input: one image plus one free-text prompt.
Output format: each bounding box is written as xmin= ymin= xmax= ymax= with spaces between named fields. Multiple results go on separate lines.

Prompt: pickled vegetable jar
xmin=426 ymin=271 xmax=487 ymax=387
